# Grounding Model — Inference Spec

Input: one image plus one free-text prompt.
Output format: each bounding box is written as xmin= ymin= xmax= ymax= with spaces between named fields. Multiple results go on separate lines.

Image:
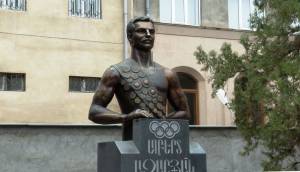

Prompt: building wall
xmin=0 ymin=0 xmax=123 ymax=123
xmin=153 ymin=23 xmax=245 ymax=125
xmin=133 ymin=0 xmax=229 ymax=28
xmin=130 ymin=0 xmax=245 ymax=125
xmin=201 ymin=0 xmax=229 ymax=28
xmin=0 ymin=0 xmax=247 ymax=126
xmin=0 ymin=125 xmax=264 ymax=172
xmin=132 ymin=0 xmax=146 ymax=18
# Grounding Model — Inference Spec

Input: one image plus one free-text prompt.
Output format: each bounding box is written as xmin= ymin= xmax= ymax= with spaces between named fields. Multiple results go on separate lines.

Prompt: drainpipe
xmin=145 ymin=0 xmax=150 ymax=16
xmin=123 ymin=0 xmax=128 ymax=59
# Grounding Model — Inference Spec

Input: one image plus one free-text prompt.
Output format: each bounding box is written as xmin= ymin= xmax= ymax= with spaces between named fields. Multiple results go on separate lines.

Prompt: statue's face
xmin=130 ymin=21 xmax=155 ymax=51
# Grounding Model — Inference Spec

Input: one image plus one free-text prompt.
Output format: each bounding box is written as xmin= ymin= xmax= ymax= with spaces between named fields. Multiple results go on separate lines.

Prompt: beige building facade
xmin=0 ymin=0 xmax=252 ymax=125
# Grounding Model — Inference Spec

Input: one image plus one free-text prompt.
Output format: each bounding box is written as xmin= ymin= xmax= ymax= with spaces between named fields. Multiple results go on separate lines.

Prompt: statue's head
xmin=127 ymin=16 xmax=155 ymax=51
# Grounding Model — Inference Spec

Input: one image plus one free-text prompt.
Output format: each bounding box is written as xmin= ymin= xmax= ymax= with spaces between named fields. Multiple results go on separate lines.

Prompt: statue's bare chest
xmin=142 ymin=67 xmax=168 ymax=93
xmin=114 ymin=60 xmax=168 ymax=93
xmin=113 ymin=59 xmax=168 ymax=117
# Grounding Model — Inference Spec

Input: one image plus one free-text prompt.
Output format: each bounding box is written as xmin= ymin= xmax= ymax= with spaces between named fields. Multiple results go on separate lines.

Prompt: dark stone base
xmin=98 ymin=119 xmax=207 ymax=172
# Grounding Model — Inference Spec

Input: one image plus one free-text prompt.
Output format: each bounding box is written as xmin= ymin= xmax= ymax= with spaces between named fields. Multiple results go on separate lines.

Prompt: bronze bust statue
xmin=89 ymin=16 xmax=190 ymax=140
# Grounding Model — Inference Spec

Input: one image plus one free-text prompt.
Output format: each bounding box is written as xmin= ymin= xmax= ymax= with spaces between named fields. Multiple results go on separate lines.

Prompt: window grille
xmin=69 ymin=76 xmax=100 ymax=92
xmin=69 ymin=0 xmax=101 ymax=19
xmin=0 ymin=73 xmax=25 ymax=91
xmin=0 ymin=0 xmax=26 ymax=11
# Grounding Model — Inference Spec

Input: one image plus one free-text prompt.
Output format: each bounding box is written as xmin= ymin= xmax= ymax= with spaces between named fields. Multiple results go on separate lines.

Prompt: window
xmin=228 ymin=0 xmax=255 ymax=29
xmin=68 ymin=0 xmax=101 ymax=19
xmin=69 ymin=76 xmax=100 ymax=92
xmin=167 ymin=72 xmax=199 ymax=125
xmin=0 ymin=0 xmax=26 ymax=11
xmin=159 ymin=0 xmax=200 ymax=26
xmin=0 ymin=73 xmax=25 ymax=91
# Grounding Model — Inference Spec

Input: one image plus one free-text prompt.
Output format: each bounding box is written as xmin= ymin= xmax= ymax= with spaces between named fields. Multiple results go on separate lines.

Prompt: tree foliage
xmin=194 ymin=0 xmax=300 ymax=170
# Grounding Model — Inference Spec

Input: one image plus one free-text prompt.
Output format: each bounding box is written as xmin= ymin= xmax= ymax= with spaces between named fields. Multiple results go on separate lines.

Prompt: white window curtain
xmin=228 ymin=0 xmax=255 ymax=30
xmin=0 ymin=74 xmax=6 ymax=91
xmin=69 ymin=76 xmax=100 ymax=92
xmin=159 ymin=0 xmax=200 ymax=26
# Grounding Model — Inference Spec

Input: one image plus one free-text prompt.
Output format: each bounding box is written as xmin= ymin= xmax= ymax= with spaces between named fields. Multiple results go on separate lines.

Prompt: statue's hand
xmin=125 ymin=109 xmax=153 ymax=121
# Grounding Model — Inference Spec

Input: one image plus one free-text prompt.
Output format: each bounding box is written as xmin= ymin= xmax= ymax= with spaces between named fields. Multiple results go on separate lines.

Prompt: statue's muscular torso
xmin=89 ymin=58 xmax=189 ymax=140
xmin=112 ymin=58 xmax=168 ymax=118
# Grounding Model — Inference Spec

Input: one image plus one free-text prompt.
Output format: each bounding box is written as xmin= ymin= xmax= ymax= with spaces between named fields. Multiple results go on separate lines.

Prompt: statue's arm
xmin=88 ymin=68 xmax=125 ymax=124
xmin=165 ymin=69 xmax=191 ymax=120
xmin=88 ymin=68 xmax=150 ymax=124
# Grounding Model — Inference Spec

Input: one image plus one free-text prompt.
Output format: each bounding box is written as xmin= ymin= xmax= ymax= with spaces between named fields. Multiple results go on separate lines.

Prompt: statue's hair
xmin=126 ymin=16 xmax=155 ymax=40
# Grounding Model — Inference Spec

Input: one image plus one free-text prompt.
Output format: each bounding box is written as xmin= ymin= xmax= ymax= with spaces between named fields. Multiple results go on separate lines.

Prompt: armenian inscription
xmin=97 ymin=119 xmax=207 ymax=172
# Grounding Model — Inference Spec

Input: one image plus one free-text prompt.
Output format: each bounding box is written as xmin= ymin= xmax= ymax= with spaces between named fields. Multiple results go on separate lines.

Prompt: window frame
xmin=166 ymin=72 xmax=200 ymax=125
xmin=181 ymin=88 xmax=200 ymax=125
xmin=0 ymin=72 xmax=26 ymax=92
xmin=69 ymin=76 xmax=101 ymax=93
xmin=159 ymin=0 xmax=201 ymax=26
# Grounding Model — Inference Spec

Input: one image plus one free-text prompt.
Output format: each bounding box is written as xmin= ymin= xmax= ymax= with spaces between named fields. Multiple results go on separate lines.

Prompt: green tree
xmin=194 ymin=0 xmax=300 ymax=170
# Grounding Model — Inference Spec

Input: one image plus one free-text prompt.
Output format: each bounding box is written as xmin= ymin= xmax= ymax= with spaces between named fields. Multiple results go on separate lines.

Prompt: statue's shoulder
xmin=112 ymin=59 xmax=131 ymax=68
xmin=153 ymin=62 xmax=177 ymax=79
xmin=153 ymin=62 xmax=172 ymax=73
xmin=110 ymin=59 xmax=132 ymax=75
xmin=153 ymin=61 xmax=166 ymax=70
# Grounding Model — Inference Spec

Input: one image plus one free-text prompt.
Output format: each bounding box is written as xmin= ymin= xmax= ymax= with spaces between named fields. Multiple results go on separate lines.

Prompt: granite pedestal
xmin=98 ymin=119 xmax=206 ymax=172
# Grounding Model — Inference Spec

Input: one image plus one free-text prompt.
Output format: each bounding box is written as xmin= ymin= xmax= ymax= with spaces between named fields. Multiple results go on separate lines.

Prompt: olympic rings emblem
xmin=149 ymin=121 xmax=180 ymax=139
